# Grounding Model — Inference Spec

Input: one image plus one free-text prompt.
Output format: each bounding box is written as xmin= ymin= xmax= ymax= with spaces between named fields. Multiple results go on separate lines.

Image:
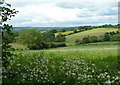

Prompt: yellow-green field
xmin=66 ymin=28 xmax=118 ymax=45
xmin=55 ymin=31 xmax=73 ymax=37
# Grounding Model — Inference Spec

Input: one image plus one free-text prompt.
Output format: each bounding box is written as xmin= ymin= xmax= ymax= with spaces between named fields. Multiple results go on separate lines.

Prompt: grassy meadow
xmin=3 ymin=42 xmax=120 ymax=84
xmin=66 ymin=28 xmax=118 ymax=45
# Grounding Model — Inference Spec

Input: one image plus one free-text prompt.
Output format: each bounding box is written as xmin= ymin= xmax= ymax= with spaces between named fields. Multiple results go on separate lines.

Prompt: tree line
xmin=14 ymin=29 xmax=66 ymax=50
xmin=75 ymin=31 xmax=120 ymax=44
xmin=49 ymin=24 xmax=119 ymax=36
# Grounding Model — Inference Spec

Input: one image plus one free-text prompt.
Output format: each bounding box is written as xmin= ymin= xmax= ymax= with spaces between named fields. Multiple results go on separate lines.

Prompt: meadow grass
xmin=10 ymin=43 xmax=27 ymax=49
xmin=3 ymin=44 xmax=120 ymax=84
xmin=66 ymin=28 xmax=118 ymax=44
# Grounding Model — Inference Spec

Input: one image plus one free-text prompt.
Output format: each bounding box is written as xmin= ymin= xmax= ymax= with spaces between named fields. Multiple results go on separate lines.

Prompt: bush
xmin=75 ymin=39 xmax=80 ymax=43
xmin=49 ymin=29 xmax=57 ymax=33
xmin=56 ymin=33 xmax=66 ymax=42
xmin=82 ymin=36 xmax=90 ymax=44
xmin=67 ymin=33 xmax=74 ymax=35
xmin=28 ymin=42 xmax=49 ymax=50
xmin=42 ymin=31 xmax=56 ymax=42
xmin=80 ymin=36 xmax=99 ymax=44
xmin=89 ymin=36 xmax=98 ymax=43
xmin=74 ymin=29 xmax=78 ymax=33
xmin=109 ymin=31 xmax=116 ymax=35
xmin=49 ymin=42 xmax=66 ymax=48
xmin=110 ymin=34 xmax=120 ymax=41
xmin=103 ymin=34 xmax=111 ymax=41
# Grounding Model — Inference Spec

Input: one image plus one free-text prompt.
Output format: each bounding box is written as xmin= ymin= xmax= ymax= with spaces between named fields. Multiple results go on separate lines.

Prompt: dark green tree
xmin=74 ymin=29 xmax=78 ymax=33
xmin=56 ymin=33 xmax=66 ymax=42
xmin=81 ymin=36 xmax=90 ymax=44
xmin=49 ymin=29 xmax=57 ymax=33
xmin=18 ymin=29 xmax=44 ymax=49
xmin=75 ymin=39 xmax=80 ymax=43
xmin=42 ymin=31 xmax=55 ymax=42
xmin=103 ymin=34 xmax=111 ymax=41
xmin=60 ymin=28 xmax=66 ymax=32
xmin=0 ymin=0 xmax=18 ymax=67
xmin=89 ymin=36 xmax=98 ymax=43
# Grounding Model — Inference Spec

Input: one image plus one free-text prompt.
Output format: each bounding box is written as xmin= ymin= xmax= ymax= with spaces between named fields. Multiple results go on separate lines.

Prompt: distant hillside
xmin=12 ymin=24 xmax=118 ymax=32
xmin=12 ymin=27 xmax=69 ymax=32
xmin=65 ymin=28 xmax=118 ymax=45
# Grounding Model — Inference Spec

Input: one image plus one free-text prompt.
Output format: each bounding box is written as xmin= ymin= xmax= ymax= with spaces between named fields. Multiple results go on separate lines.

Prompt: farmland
xmin=66 ymin=28 xmax=118 ymax=45
xmin=3 ymin=27 xmax=120 ymax=84
xmin=1 ymin=0 xmax=119 ymax=84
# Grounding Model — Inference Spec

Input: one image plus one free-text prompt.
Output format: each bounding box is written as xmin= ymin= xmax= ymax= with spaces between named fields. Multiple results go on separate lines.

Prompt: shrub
xmin=103 ymin=34 xmax=111 ymax=41
xmin=74 ymin=29 xmax=78 ymax=33
xmin=56 ymin=33 xmax=66 ymax=42
xmin=49 ymin=42 xmax=66 ymax=48
xmin=49 ymin=29 xmax=57 ymax=33
xmin=110 ymin=34 xmax=120 ymax=41
xmin=82 ymin=36 xmax=90 ymax=44
xmin=75 ymin=39 xmax=80 ymax=43
xmin=28 ymin=42 xmax=49 ymax=50
xmin=42 ymin=31 xmax=56 ymax=42
xmin=89 ymin=36 xmax=98 ymax=43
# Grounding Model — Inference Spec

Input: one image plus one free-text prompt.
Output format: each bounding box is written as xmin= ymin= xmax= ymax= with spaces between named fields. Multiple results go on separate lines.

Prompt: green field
xmin=66 ymin=28 xmax=118 ymax=45
xmin=4 ymin=28 xmax=120 ymax=84
xmin=3 ymin=43 xmax=119 ymax=84
xmin=10 ymin=43 xmax=27 ymax=49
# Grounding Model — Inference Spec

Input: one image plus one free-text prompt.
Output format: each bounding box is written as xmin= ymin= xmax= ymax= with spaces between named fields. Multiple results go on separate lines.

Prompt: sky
xmin=5 ymin=0 xmax=119 ymax=27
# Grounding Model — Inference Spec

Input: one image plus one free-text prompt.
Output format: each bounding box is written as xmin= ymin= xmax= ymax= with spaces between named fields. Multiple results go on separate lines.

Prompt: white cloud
xmin=5 ymin=0 xmax=118 ymax=27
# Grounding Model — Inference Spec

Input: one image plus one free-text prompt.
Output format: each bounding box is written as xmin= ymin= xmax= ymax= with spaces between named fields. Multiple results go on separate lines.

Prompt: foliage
xmin=42 ymin=31 xmax=55 ymax=42
xmin=28 ymin=42 xmax=49 ymax=50
xmin=49 ymin=29 xmax=57 ymax=33
xmin=59 ymin=28 xmax=66 ymax=32
xmin=2 ymin=48 xmax=119 ymax=84
xmin=0 ymin=1 xmax=18 ymax=67
xmin=103 ymin=33 xmax=111 ymax=41
xmin=69 ymin=28 xmax=74 ymax=31
xmin=75 ymin=39 xmax=80 ymax=43
xmin=66 ymin=28 xmax=117 ymax=44
xmin=48 ymin=42 xmax=66 ymax=48
xmin=76 ymin=31 xmax=119 ymax=44
xmin=110 ymin=34 xmax=120 ymax=41
xmin=89 ymin=36 xmax=98 ymax=43
xmin=74 ymin=29 xmax=78 ymax=33
xmin=17 ymin=29 xmax=45 ymax=50
xmin=80 ymin=36 xmax=90 ymax=44
xmin=56 ymin=33 xmax=66 ymax=42
xmin=17 ymin=29 xmax=67 ymax=50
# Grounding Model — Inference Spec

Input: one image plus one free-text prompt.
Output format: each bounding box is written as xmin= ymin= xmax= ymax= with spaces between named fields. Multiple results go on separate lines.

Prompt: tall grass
xmin=3 ymin=48 xmax=120 ymax=84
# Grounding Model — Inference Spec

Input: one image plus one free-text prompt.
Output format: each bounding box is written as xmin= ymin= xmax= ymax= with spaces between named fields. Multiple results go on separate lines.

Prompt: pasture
xmin=66 ymin=28 xmax=118 ymax=45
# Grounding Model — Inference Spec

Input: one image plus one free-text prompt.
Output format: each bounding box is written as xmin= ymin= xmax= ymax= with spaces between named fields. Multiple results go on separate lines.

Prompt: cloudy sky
xmin=5 ymin=0 xmax=119 ymax=27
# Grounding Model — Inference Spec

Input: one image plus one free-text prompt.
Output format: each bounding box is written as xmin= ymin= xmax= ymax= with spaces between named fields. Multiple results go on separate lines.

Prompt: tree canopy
xmin=0 ymin=0 xmax=18 ymax=67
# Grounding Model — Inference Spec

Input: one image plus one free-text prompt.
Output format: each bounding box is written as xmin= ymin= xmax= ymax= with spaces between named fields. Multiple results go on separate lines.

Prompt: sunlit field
xmin=66 ymin=28 xmax=118 ymax=45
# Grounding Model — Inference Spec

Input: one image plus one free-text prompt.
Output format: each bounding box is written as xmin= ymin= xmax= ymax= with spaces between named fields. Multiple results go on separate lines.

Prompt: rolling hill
xmin=65 ymin=28 xmax=118 ymax=45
